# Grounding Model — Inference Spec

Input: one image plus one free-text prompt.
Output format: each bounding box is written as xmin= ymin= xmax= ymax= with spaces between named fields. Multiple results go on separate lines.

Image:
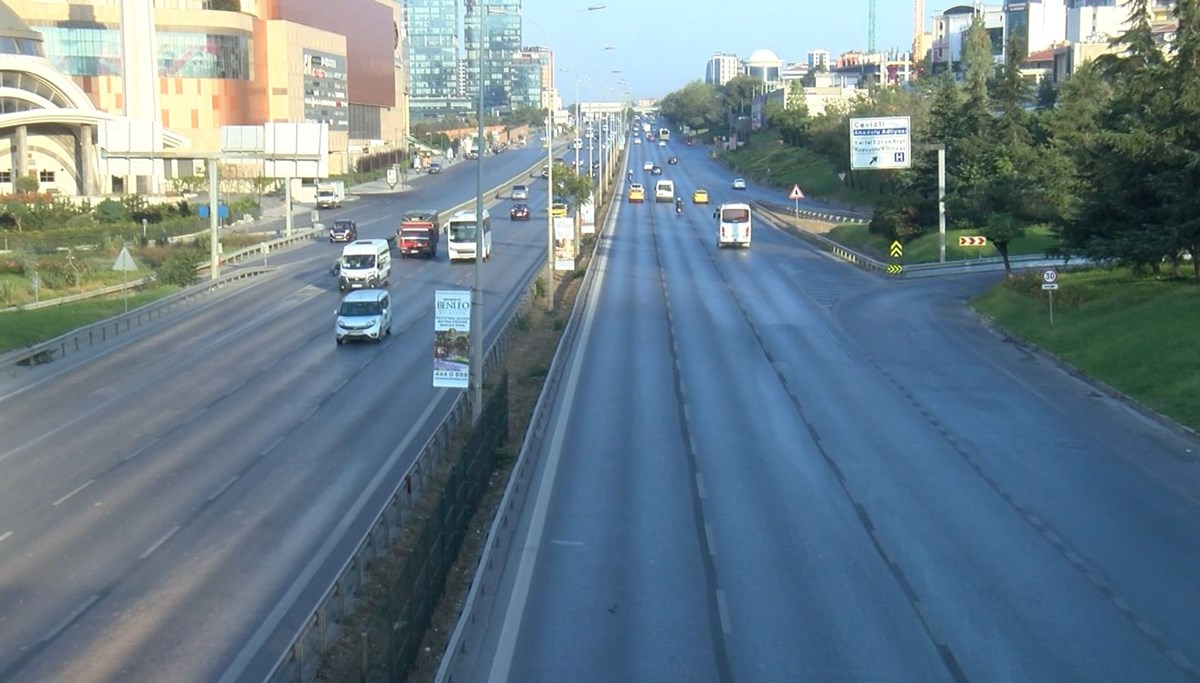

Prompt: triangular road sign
xmin=788 ymin=184 xmax=805 ymax=200
xmin=112 ymin=246 xmax=138 ymax=272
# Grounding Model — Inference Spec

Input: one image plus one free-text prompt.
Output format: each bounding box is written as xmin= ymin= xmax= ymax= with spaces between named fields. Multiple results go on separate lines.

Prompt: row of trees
xmin=659 ymin=0 xmax=1200 ymax=280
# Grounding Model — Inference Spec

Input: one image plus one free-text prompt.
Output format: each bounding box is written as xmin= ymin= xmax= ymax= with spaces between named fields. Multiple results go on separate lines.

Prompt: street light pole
xmin=546 ymin=110 xmax=556 ymax=313
xmin=470 ymin=5 xmax=488 ymax=424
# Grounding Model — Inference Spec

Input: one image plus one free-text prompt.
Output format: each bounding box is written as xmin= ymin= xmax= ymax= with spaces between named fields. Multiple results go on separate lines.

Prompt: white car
xmin=658 ymin=140 xmax=666 ymax=147
xmin=732 ymin=177 xmax=747 ymax=190
xmin=633 ymin=136 xmax=642 ymax=145
xmin=335 ymin=288 xmax=392 ymax=344
xmin=643 ymin=161 xmax=654 ymax=171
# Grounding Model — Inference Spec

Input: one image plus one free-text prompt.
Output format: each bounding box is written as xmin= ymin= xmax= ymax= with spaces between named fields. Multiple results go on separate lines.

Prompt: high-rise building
xmin=465 ymin=0 xmax=521 ymax=113
xmin=1004 ymin=0 xmax=1067 ymax=57
xmin=807 ymin=49 xmax=832 ymax=71
xmin=406 ymin=0 xmax=458 ymax=99
xmin=511 ymin=45 xmax=553 ymax=111
xmin=705 ymin=52 xmax=740 ymax=85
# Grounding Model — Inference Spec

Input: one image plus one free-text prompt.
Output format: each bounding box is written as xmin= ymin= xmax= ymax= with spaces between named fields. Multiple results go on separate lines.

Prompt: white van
xmin=335 ymin=288 xmax=391 ymax=344
xmin=338 ymin=239 xmax=391 ymax=291
xmin=654 ymin=179 xmax=675 ymax=203
xmin=716 ymin=202 xmax=752 ymax=248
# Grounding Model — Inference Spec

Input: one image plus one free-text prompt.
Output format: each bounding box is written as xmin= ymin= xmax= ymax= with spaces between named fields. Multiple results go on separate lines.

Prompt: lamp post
xmin=470 ymin=5 xmax=500 ymax=423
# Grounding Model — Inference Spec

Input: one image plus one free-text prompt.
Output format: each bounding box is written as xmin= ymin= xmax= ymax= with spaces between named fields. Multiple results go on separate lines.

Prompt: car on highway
xmin=668 ymin=156 xmax=678 ymax=165
xmin=732 ymin=177 xmax=747 ymax=190
xmin=633 ymin=136 xmax=642 ymax=145
xmin=692 ymin=189 xmax=709 ymax=204
xmin=428 ymin=163 xmax=442 ymax=174
xmin=510 ymin=203 xmax=531 ymax=220
xmin=651 ymin=166 xmax=663 ymax=175
xmin=551 ymin=200 xmax=568 ymax=218
xmin=512 ymin=184 xmax=529 ymax=200
xmin=658 ymin=140 xmax=667 ymax=147
xmin=540 ymin=164 xmax=550 ymax=178
xmin=628 ymin=184 xmax=645 ymax=203
xmin=328 ymin=219 xmax=358 ymax=243
xmin=643 ymin=161 xmax=654 ymax=172
xmin=335 ymin=288 xmax=391 ymax=345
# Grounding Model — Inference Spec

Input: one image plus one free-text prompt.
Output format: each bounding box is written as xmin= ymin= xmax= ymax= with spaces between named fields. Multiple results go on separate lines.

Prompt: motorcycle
xmin=675 ymin=200 xmax=683 ymax=216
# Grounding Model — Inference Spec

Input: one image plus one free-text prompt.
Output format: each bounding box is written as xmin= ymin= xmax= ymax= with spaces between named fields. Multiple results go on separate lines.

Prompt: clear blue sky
xmin=522 ymin=0 xmax=928 ymax=103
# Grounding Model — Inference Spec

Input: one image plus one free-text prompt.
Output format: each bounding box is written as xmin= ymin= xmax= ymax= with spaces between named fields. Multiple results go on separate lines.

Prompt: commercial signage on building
xmin=303 ymin=50 xmax=348 ymax=130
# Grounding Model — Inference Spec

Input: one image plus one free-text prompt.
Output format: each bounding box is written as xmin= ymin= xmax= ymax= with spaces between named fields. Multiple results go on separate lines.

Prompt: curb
xmin=971 ymin=310 xmax=1200 ymax=448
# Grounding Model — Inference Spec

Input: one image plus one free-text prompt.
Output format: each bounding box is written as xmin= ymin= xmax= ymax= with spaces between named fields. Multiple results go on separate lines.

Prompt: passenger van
xmin=447 ymin=209 xmax=492 ymax=263
xmin=338 ymin=239 xmax=391 ymax=291
xmin=654 ymin=180 xmax=675 ymax=203
xmin=335 ymin=288 xmax=391 ymax=344
xmin=716 ymin=202 xmax=752 ymax=248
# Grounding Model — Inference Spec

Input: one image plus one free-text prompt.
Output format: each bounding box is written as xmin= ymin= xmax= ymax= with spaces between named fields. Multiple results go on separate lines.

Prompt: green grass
xmin=721 ymin=130 xmax=879 ymax=207
xmin=827 ymin=223 xmax=1059 ymax=263
xmin=972 ymin=268 xmax=1200 ymax=432
xmin=0 ymin=285 xmax=180 ymax=353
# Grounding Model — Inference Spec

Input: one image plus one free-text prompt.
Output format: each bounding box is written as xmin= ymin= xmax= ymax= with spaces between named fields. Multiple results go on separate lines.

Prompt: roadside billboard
xmin=580 ymin=194 xmax=596 ymax=235
xmin=554 ymin=216 xmax=575 ymax=270
xmin=433 ymin=290 xmax=471 ymax=388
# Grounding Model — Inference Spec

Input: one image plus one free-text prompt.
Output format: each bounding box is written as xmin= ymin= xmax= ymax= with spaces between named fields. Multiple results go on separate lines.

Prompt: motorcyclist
xmin=675 ymin=197 xmax=683 ymax=215
xmin=627 ymin=169 xmax=633 ymax=182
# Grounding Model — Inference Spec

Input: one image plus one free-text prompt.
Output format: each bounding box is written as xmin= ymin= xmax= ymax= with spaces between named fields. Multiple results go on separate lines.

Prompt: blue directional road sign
xmin=198 ymin=204 xmax=230 ymax=219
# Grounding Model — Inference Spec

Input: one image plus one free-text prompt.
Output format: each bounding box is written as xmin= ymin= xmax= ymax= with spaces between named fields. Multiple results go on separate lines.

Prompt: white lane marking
xmin=218 ymin=391 xmax=449 ymax=683
xmin=549 ymin=539 xmax=584 ymax=546
xmin=259 ymin=435 xmax=285 ymax=457
xmin=52 ymin=479 xmax=95 ymax=507
xmin=695 ymin=472 xmax=706 ymax=500
xmin=123 ymin=437 xmax=160 ymax=462
xmin=138 ymin=525 xmax=181 ymax=560
xmin=705 ymin=523 xmax=717 ymax=557
xmin=40 ymin=594 xmax=98 ymax=643
xmin=488 ymin=199 xmax=613 ymax=683
xmin=208 ymin=475 xmax=240 ymax=502
xmin=716 ymin=589 xmax=733 ymax=635
xmin=0 ymin=531 xmax=12 ymax=545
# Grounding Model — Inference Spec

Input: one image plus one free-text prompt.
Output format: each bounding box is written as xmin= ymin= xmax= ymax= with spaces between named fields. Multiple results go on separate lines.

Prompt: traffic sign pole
xmin=1041 ymin=268 xmax=1059 ymax=324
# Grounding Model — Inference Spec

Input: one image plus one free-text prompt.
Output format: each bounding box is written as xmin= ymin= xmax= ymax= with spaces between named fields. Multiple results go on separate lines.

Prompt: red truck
xmin=397 ymin=210 xmax=441 ymax=259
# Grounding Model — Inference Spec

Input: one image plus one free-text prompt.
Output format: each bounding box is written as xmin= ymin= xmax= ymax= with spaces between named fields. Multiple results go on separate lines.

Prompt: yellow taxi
xmin=551 ymin=202 xmax=568 ymax=217
xmin=692 ymin=188 xmax=709 ymax=204
xmin=628 ymin=183 xmax=645 ymax=203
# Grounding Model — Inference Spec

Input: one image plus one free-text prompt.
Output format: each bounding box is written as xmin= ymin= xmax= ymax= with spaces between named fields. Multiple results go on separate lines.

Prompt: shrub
xmin=13 ymin=175 xmax=38 ymax=194
xmin=156 ymin=251 xmax=202 ymax=287
xmin=96 ymin=198 xmax=127 ymax=223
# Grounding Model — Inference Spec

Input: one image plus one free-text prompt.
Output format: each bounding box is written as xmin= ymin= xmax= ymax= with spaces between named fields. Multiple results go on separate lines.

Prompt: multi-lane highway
xmin=0 ymin=143 xmax=567 ymax=682
xmin=452 ymin=130 xmax=1200 ymax=682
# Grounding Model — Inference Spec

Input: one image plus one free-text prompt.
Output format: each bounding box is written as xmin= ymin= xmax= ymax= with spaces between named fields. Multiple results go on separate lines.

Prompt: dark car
xmin=328 ymin=219 xmax=358 ymax=242
xmin=651 ymin=166 xmax=663 ymax=175
xmin=510 ymin=203 xmax=531 ymax=221
xmin=667 ymin=156 xmax=679 ymax=165
xmin=428 ymin=163 xmax=442 ymax=174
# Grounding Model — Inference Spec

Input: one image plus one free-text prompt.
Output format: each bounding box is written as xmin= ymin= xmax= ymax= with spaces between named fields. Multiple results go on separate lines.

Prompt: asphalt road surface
xmin=0 ymin=143 xmax=567 ymax=683
xmin=459 ymin=133 xmax=1200 ymax=683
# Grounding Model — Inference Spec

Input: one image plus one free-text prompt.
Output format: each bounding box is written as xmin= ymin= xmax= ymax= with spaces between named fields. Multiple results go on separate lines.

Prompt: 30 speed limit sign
xmin=1041 ymin=269 xmax=1059 ymax=290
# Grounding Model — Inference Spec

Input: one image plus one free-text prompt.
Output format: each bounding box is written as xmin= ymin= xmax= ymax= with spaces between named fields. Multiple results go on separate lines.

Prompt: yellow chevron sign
xmin=889 ymin=240 xmax=903 ymax=258
xmin=887 ymin=264 xmax=903 ymax=275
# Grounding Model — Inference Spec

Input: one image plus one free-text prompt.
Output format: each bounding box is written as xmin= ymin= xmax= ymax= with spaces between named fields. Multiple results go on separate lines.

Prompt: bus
xmin=658 ymin=127 xmax=670 ymax=142
xmin=716 ymin=202 xmax=752 ymax=248
xmin=447 ymin=209 xmax=492 ymax=262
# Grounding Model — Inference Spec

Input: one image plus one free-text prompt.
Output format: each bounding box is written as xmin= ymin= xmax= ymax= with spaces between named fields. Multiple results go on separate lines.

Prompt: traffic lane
xmin=503 ymin=199 xmax=723 ymax=683
xmin=834 ymin=277 xmax=1200 ymax=675
xmin=0 ymin=200 xmax=550 ymax=680
xmin=710 ymin=250 xmax=1191 ymax=681
xmin=653 ymin=207 xmax=954 ymax=681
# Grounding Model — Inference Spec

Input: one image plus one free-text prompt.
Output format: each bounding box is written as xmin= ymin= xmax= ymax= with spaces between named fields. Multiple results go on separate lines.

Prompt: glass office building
xmin=406 ymin=0 xmax=459 ymax=99
xmin=464 ymin=0 xmax=520 ymax=113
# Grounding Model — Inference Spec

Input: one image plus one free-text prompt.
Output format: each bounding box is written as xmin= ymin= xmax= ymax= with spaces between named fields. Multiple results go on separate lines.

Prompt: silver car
xmin=512 ymin=184 xmax=529 ymax=200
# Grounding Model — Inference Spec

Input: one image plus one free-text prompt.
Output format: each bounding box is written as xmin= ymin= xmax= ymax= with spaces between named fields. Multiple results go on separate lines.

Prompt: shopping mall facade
xmin=1 ymin=0 xmax=409 ymax=196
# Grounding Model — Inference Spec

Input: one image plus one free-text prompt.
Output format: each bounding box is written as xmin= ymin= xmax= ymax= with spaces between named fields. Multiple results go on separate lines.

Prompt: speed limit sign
xmin=1042 ymin=268 xmax=1058 ymax=284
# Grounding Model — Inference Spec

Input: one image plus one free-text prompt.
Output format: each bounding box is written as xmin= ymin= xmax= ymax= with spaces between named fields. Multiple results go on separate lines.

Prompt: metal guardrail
xmin=754 ymin=203 xmax=1078 ymax=278
xmin=0 ymin=266 xmax=277 ymax=376
xmin=435 ymin=144 xmax=627 ymax=683
xmin=261 ymin=148 xmax=589 ymax=683
xmin=755 ymin=199 xmax=872 ymax=224
xmin=0 ymin=276 xmax=157 ymax=313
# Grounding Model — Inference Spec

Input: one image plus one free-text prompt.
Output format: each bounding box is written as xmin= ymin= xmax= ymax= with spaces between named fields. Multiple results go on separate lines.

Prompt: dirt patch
xmin=312 ymin=234 xmax=598 ymax=683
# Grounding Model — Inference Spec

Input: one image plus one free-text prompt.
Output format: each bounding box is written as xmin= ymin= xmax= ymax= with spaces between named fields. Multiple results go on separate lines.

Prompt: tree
xmin=658 ymin=81 xmax=723 ymax=131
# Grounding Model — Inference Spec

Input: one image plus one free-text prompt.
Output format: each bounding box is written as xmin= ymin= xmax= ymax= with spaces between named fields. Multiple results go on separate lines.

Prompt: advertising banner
xmin=433 ymin=290 xmax=471 ymax=388
xmin=554 ymin=216 xmax=575 ymax=271
xmin=580 ymin=195 xmax=596 ymax=235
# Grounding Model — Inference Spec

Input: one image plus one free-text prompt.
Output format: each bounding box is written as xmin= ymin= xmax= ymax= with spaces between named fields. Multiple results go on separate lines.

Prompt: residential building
xmin=807 ymin=49 xmax=831 ymax=71
xmin=705 ymin=51 xmax=740 ymax=85
xmin=781 ymin=62 xmax=809 ymax=82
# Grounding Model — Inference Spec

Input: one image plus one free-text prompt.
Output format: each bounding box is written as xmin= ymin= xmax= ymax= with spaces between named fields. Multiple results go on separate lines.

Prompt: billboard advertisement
xmin=580 ymin=195 xmax=596 ymax=235
xmin=433 ymin=290 xmax=471 ymax=388
xmin=554 ymin=216 xmax=575 ymax=271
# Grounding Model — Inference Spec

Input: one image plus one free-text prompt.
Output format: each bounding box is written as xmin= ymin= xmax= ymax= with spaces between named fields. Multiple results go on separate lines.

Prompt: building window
xmin=0 ymin=171 xmax=10 ymax=183
xmin=39 ymin=170 xmax=55 ymax=183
